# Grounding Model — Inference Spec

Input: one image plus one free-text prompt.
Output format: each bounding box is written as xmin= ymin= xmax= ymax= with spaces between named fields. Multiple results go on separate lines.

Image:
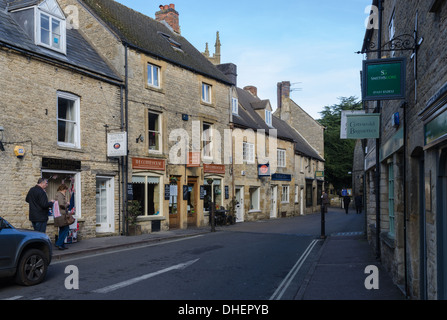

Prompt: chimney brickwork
xmin=156 ymin=4 xmax=180 ymax=34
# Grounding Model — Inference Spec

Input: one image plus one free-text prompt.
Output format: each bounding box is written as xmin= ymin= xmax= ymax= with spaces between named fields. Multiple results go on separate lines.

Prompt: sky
xmin=114 ymin=0 xmax=372 ymax=120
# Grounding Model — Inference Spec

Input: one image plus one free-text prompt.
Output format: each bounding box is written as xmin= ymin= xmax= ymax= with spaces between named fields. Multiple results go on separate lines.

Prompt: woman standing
xmin=54 ymin=184 xmax=71 ymax=250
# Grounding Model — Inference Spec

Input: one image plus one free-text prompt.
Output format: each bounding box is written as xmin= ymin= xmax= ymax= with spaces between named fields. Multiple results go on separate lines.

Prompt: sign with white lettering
xmin=362 ymin=58 xmax=406 ymax=101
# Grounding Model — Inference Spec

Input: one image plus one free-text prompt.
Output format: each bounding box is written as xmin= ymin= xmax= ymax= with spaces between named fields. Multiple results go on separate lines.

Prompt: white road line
xmin=92 ymin=259 xmax=200 ymax=294
xmin=270 ymin=239 xmax=319 ymax=300
xmin=2 ymin=296 xmax=23 ymax=300
xmin=52 ymin=235 xmax=204 ymax=265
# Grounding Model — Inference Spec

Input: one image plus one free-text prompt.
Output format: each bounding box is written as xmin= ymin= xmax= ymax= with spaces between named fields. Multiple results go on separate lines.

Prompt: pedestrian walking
xmin=54 ymin=184 xmax=72 ymax=250
xmin=321 ymin=190 xmax=330 ymax=213
xmin=343 ymin=195 xmax=351 ymax=214
xmin=26 ymin=178 xmax=54 ymax=233
xmin=355 ymin=194 xmax=363 ymax=214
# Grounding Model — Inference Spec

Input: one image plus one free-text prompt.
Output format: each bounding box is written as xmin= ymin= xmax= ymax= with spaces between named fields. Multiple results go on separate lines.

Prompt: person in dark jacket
xmin=343 ymin=195 xmax=351 ymax=214
xmin=26 ymin=178 xmax=54 ymax=233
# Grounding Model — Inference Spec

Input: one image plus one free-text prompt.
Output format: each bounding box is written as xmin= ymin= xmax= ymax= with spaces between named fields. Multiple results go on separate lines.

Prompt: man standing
xmin=26 ymin=178 xmax=54 ymax=233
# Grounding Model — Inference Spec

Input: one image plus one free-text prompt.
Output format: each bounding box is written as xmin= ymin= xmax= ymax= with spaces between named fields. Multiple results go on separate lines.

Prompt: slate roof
xmin=0 ymin=0 xmax=121 ymax=82
xmin=80 ymin=0 xmax=232 ymax=85
xmin=234 ymin=87 xmax=324 ymax=161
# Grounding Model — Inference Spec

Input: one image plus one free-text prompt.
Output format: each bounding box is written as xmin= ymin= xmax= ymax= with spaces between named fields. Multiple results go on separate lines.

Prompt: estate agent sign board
xmin=362 ymin=58 xmax=406 ymax=101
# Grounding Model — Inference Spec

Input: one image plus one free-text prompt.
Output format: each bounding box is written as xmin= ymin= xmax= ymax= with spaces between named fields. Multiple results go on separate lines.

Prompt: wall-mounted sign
xmin=425 ymin=109 xmax=447 ymax=146
xmin=346 ymin=114 xmax=381 ymax=139
xmin=132 ymin=158 xmax=166 ymax=171
xmin=203 ymin=164 xmax=225 ymax=174
xmin=271 ymin=173 xmax=292 ymax=181
xmin=107 ymin=132 xmax=127 ymax=157
xmin=362 ymin=58 xmax=406 ymax=101
xmin=42 ymin=158 xmax=81 ymax=171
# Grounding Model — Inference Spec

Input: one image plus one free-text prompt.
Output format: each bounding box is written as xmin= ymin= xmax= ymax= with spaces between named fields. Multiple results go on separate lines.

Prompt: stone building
xmin=359 ymin=0 xmax=447 ymax=299
xmin=0 ymin=0 xmax=122 ymax=239
xmin=225 ymin=81 xmax=325 ymax=222
xmin=61 ymin=0 xmax=234 ymax=233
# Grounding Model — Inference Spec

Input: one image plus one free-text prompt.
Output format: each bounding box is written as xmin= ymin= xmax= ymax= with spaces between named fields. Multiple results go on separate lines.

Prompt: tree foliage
xmin=317 ymin=97 xmax=362 ymax=191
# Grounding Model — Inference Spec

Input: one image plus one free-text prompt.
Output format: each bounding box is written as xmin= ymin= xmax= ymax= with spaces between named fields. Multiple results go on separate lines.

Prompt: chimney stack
xmin=155 ymin=4 xmax=180 ymax=34
xmin=244 ymin=86 xmax=258 ymax=97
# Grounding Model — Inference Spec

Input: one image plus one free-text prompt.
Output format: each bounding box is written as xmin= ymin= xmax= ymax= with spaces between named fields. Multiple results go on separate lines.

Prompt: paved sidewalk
xmin=295 ymin=234 xmax=406 ymax=300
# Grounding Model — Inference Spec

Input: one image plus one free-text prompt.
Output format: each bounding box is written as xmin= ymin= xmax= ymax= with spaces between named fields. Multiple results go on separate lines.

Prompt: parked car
xmin=0 ymin=217 xmax=52 ymax=286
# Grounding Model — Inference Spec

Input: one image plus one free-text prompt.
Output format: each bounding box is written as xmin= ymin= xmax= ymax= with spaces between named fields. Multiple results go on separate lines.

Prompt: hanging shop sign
xmin=362 ymin=58 xmax=406 ymax=101
xmin=346 ymin=114 xmax=381 ymax=139
xmin=107 ymin=132 xmax=127 ymax=157
xmin=258 ymin=164 xmax=270 ymax=177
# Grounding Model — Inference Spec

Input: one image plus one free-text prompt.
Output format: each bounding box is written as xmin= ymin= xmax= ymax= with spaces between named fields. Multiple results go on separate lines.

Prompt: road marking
xmin=52 ymin=235 xmax=204 ymax=265
xmin=92 ymin=259 xmax=200 ymax=294
xmin=270 ymin=239 xmax=319 ymax=300
xmin=2 ymin=296 xmax=23 ymax=300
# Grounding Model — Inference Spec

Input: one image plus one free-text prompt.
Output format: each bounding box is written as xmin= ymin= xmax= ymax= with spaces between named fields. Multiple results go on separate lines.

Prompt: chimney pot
xmin=156 ymin=4 xmax=181 ymax=34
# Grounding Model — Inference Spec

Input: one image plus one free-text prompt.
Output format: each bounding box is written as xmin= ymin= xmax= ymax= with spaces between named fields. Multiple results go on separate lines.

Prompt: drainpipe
xmin=402 ymin=101 xmax=409 ymax=298
xmin=123 ymin=43 xmax=129 ymax=236
xmin=375 ymin=0 xmax=383 ymax=260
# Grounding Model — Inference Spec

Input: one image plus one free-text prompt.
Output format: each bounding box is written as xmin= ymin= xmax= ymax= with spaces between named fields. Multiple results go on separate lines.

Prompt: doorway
xmin=235 ymin=186 xmax=244 ymax=223
xmin=437 ymin=149 xmax=447 ymax=299
xmin=96 ymin=177 xmax=114 ymax=233
xmin=270 ymin=185 xmax=277 ymax=219
xmin=169 ymin=176 xmax=181 ymax=229
xmin=187 ymin=177 xmax=198 ymax=227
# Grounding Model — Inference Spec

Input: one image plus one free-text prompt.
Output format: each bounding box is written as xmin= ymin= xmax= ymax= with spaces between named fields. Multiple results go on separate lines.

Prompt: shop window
xmin=132 ymin=175 xmax=161 ymax=216
xmin=42 ymin=171 xmax=80 ymax=217
xmin=204 ymin=178 xmax=222 ymax=212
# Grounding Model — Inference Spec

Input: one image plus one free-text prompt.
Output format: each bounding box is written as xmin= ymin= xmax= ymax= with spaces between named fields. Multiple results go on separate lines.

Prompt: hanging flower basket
xmin=207 ymin=178 xmax=214 ymax=185
xmin=170 ymin=177 xmax=178 ymax=185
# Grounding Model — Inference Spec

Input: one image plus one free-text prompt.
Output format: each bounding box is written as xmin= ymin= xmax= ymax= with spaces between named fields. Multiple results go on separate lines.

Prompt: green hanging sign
xmin=362 ymin=58 xmax=406 ymax=101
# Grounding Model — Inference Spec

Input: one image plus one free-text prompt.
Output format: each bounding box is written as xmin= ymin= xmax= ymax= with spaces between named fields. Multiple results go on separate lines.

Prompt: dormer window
xmin=36 ymin=0 xmax=66 ymax=54
xmin=265 ymin=110 xmax=272 ymax=127
xmin=8 ymin=0 xmax=67 ymax=54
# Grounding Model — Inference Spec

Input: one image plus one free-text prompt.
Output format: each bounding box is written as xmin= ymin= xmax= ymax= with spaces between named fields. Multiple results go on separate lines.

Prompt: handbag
xmin=65 ymin=213 xmax=75 ymax=226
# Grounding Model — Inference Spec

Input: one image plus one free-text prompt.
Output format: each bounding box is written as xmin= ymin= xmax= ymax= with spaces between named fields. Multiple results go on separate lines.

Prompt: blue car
xmin=0 ymin=217 xmax=52 ymax=286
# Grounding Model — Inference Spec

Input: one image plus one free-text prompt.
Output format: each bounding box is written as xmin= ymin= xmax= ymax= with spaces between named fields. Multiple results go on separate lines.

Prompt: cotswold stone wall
xmin=0 ymin=46 xmax=121 ymax=239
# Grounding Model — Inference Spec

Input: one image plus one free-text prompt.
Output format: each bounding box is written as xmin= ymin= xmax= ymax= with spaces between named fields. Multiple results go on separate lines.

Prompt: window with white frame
xmin=57 ymin=92 xmax=80 ymax=148
xmin=37 ymin=11 xmax=66 ymax=54
xmin=232 ymin=98 xmax=238 ymax=115
xmin=295 ymin=185 xmax=299 ymax=203
xmin=282 ymin=185 xmax=290 ymax=203
xmin=147 ymin=63 xmax=161 ymax=88
xmin=265 ymin=110 xmax=272 ymax=127
xmin=243 ymin=142 xmax=255 ymax=164
xmin=202 ymin=123 xmax=213 ymax=159
xmin=277 ymin=149 xmax=286 ymax=168
xmin=202 ymin=83 xmax=212 ymax=103
xmin=148 ymin=111 xmax=162 ymax=152
xmin=249 ymin=187 xmax=260 ymax=211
